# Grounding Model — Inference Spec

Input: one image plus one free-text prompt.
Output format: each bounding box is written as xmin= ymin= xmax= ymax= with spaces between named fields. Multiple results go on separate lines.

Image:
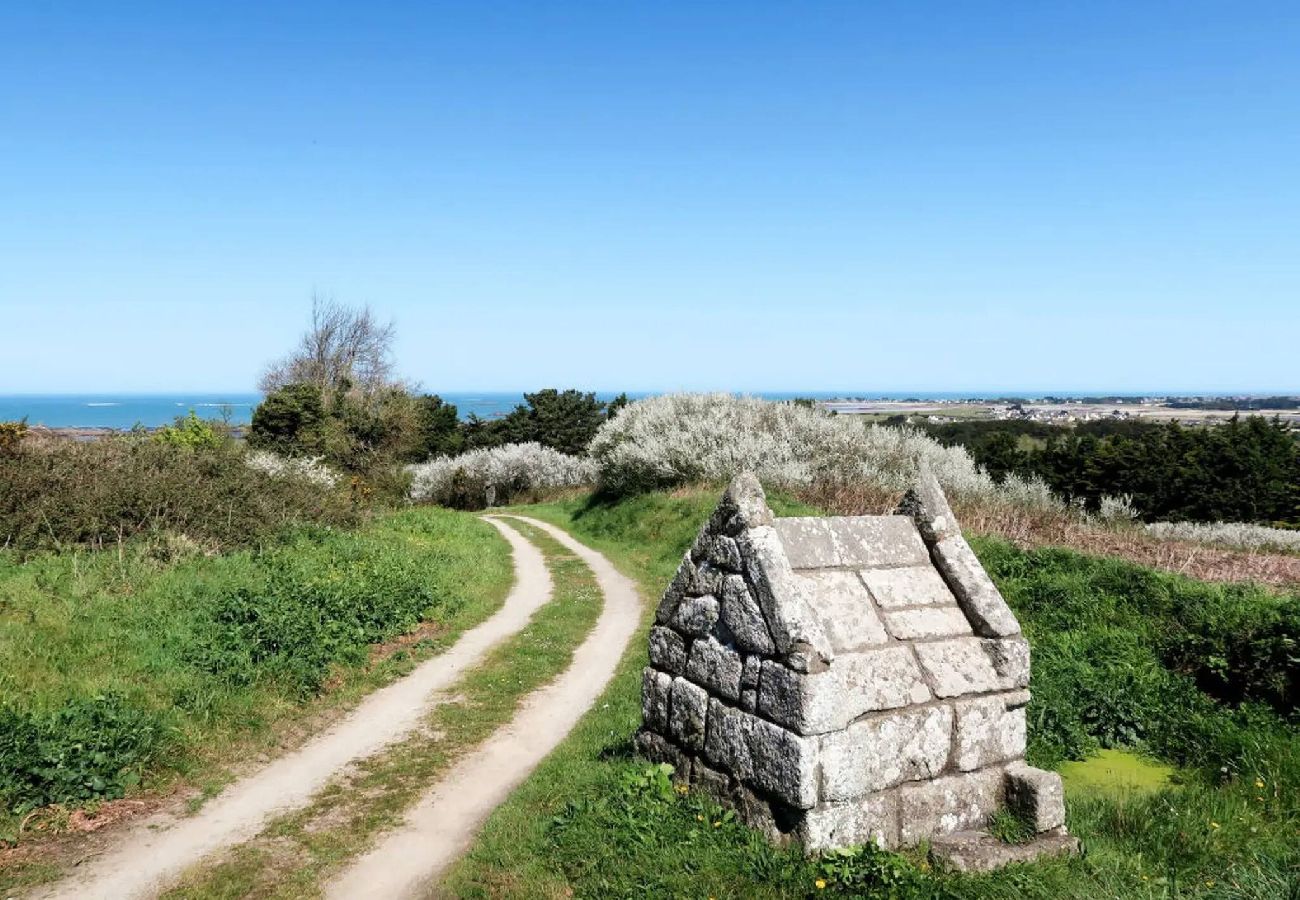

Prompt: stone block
xmin=898 ymin=768 xmax=1003 ymax=844
xmin=648 ymin=626 xmax=688 ymax=675
xmin=772 ymin=518 xmax=840 ymax=569
xmin=953 ymin=696 xmax=1026 ymax=771
xmin=720 ymin=574 xmax=776 ymax=654
xmin=828 ymin=516 xmax=929 ymax=568
xmin=669 ymin=676 xmax=709 ymax=751
xmin=687 ymin=635 xmax=744 ymax=701
xmin=799 ymin=792 xmax=900 ymax=850
xmin=740 ymin=688 xmax=757 ymax=711
xmin=641 ymin=667 xmax=672 ymax=733
xmin=982 ymin=637 xmax=1031 ymax=690
xmin=1005 ymin=763 xmax=1066 ymax=832
xmin=821 ymin=706 xmax=953 ymax=800
xmin=704 ymin=700 xmax=818 ymax=808
xmin=914 ymin=637 xmax=1003 ymax=698
xmin=694 ymin=533 xmax=743 ymax=571
xmin=737 ymin=525 xmax=834 ymax=661
xmin=669 ymin=594 xmax=720 ymax=637
xmin=692 ymin=758 xmax=731 ymax=797
xmin=741 ymin=654 xmax=761 ymax=689
xmin=896 ymin=466 xmax=959 ymax=544
xmin=633 ymin=730 xmax=690 ymax=777
xmin=929 ymin=828 xmax=1079 ymax=873
xmin=931 ymin=538 xmax=1021 ymax=638
xmin=859 ymin=565 xmax=958 ymax=609
xmin=654 ymin=552 xmax=695 ymax=625
xmin=881 ymin=605 xmax=972 ymax=641
xmin=757 ymin=647 xmax=931 ymax=735
xmin=794 ymin=570 xmax=888 ymax=652
xmin=707 ymin=471 xmax=775 ymax=536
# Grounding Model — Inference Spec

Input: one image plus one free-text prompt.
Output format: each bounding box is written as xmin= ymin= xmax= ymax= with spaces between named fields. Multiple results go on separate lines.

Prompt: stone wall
xmin=635 ymin=471 xmax=1069 ymax=856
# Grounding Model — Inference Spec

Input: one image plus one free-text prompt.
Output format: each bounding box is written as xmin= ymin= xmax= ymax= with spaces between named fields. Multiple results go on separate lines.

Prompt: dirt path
xmin=325 ymin=515 xmax=642 ymax=900
xmin=33 ymin=518 xmax=552 ymax=900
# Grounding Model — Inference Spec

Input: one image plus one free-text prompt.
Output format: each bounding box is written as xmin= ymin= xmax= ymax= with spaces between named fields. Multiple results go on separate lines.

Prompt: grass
xmin=447 ymin=486 xmax=1300 ymax=899
xmin=0 ymin=507 xmax=513 ymax=892
xmin=161 ymin=518 xmax=605 ymax=899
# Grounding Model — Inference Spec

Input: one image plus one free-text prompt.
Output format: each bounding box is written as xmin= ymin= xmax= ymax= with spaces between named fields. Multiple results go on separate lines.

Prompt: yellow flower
xmin=1210 ymin=821 xmax=1220 ymax=829
xmin=815 ymin=879 xmax=827 ymax=890
xmin=696 ymin=815 xmax=704 ymax=822
xmin=1206 ymin=880 xmax=1215 ymax=887
xmin=1255 ymin=779 xmax=1266 ymax=789
xmin=713 ymin=821 xmax=721 ymax=828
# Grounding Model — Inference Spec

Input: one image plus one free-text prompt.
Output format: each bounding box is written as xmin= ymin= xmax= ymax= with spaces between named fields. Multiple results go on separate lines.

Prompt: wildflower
xmin=1255 ymin=779 xmax=1266 ymax=789
xmin=696 ymin=815 xmax=704 ymax=822
xmin=1206 ymin=880 xmax=1215 ymax=887
xmin=815 ymin=879 xmax=827 ymax=890
xmin=712 ymin=820 xmax=720 ymax=828
xmin=1210 ymin=822 xmax=1220 ymax=829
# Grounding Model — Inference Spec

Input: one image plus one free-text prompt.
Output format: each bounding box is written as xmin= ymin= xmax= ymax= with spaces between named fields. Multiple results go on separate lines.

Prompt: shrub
xmin=589 ymin=393 xmax=1007 ymax=500
xmin=0 ymin=694 xmax=171 ymax=813
xmin=153 ymin=411 xmax=226 ymax=450
xmin=0 ymin=419 xmax=28 ymax=457
xmin=408 ymin=442 xmax=596 ymax=509
xmin=1145 ymin=520 xmax=1300 ymax=554
xmin=0 ymin=435 xmax=354 ymax=553
xmin=193 ymin=534 xmax=444 ymax=695
xmin=245 ymin=449 xmax=341 ymax=489
xmin=248 ymin=383 xmax=326 ymax=456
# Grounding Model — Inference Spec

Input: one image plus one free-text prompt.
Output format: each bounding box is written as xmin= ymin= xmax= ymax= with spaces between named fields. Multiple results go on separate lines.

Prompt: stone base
xmin=929 ymin=827 xmax=1080 ymax=873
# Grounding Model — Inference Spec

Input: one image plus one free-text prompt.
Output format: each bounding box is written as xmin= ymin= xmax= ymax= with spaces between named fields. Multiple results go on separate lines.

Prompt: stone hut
xmin=636 ymin=471 xmax=1075 ymax=869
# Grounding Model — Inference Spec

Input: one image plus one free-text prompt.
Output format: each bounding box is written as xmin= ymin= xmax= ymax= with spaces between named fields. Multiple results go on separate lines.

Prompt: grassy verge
xmin=161 ymin=518 xmax=604 ymax=899
xmin=447 ymin=488 xmax=1300 ymax=900
xmin=0 ymin=507 xmax=512 ymax=893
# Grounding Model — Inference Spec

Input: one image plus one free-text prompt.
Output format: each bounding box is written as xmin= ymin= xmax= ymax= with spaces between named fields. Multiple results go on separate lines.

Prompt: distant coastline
xmin=2 ymin=391 xmax=1297 ymax=431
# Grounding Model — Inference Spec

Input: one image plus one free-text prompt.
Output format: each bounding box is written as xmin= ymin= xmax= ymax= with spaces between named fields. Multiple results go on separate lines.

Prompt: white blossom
xmin=245 ymin=449 xmax=341 ymax=489
xmin=408 ymin=442 xmax=596 ymax=506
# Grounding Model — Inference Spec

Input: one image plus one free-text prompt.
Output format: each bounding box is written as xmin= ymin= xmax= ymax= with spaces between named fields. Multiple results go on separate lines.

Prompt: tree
xmin=259 ymin=294 xmax=398 ymax=404
xmin=411 ymin=394 xmax=462 ymax=459
xmin=249 ymin=383 xmax=326 ymax=455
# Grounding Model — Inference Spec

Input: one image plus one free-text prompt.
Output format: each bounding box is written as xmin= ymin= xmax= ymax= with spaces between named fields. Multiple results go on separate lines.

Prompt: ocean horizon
xmin=0 ymin=390 xmax=1281 ymax=429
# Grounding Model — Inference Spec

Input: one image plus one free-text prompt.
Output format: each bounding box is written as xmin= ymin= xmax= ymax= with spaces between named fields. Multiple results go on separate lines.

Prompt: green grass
xmin=447 ymin=487 xmax=1300 ymax=899
xmin=0 ymin=507 xmax=513 ymax=882
xmin=161 ymin=518 xmax=605 ymax=899
xmin=1059 ymin=750 xmax=1174 ymax=799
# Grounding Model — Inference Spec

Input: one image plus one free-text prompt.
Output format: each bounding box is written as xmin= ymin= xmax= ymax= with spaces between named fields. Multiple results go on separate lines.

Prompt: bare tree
xmin=260 ymin=294 xmax=398 ymax=403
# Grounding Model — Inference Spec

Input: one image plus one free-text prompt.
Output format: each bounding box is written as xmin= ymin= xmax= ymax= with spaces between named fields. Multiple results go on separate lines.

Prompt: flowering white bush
xmin=245 ymin=450 xmax=341 ymax=489
xmin=1145 ymin=520 xmax=1300 ymax=554
xmin=588 ymin=393 xmax=1045 ymax=506
xmin=408 ymin=442 xmax=596 ymax=507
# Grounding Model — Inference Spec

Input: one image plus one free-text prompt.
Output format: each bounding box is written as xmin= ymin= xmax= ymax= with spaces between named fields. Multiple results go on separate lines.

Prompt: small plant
xmin=152 ymin=410 xmax=225 ymax=449
xmin=0 ymin=418 xmax=28 ymax=456
xmin=987 ymin=807 xmax=1036 ymax=844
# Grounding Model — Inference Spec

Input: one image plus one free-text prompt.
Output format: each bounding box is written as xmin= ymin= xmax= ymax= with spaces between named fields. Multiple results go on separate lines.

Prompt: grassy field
xmin=447 ymin=488 xmax=1300 ymax=899
xmin=163 ymin=519 xmax=606 ymax=899
xmin=0 ymin=507 xmax=513 ymax=878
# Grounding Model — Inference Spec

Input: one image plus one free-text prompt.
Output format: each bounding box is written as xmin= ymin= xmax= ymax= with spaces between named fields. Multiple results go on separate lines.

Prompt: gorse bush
xmin=408 ymin=442 xmax=596 ymax=509
xmin=0 ymin=434 xmax=355 ymax=553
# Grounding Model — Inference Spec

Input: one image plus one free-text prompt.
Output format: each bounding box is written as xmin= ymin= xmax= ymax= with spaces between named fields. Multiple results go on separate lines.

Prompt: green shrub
xmin=152 ymin=411 xmax=226 ymax=450
xmin=0 ymin=435 xmax=355 ymax=554
xmin=0 ymin=695 xmax=171 ymax=814
xmin=194 ymin=532 xmax=449 ymax=695
xmin=248 ymin=383 xmax=326 ymax=456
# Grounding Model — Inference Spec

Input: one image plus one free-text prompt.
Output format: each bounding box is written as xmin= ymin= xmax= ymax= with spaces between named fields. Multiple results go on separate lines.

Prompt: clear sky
xmin=2 ymin=1 xmax=1297 ymax=394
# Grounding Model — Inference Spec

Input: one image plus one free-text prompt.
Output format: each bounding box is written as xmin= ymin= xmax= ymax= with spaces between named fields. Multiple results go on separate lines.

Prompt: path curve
xmin=34 ymin=518 xmax=552 ymax=900
xmin=325 ymin=515 xmax=642 ymax=900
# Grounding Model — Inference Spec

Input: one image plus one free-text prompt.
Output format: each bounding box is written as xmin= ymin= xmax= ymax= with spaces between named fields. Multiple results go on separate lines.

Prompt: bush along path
xmin=32 ymin=517 xmax=557 ymax=900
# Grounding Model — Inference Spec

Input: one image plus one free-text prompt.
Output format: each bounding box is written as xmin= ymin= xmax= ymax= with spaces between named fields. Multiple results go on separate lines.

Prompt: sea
xmin=0 ymin=390 xmax=1164 ymax=429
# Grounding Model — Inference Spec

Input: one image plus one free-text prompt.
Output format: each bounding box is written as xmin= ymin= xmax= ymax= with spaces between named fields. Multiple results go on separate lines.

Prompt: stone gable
xmin=635 ymin=470 xmax=1074 ymax=865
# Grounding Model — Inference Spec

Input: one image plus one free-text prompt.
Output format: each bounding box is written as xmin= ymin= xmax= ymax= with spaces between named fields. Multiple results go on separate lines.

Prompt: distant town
xmin=821 ymin=395 xmax=1300 ymax=427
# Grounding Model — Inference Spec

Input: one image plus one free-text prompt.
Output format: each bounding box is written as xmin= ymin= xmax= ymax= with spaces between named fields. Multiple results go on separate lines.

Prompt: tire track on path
xmin=325 ymin=515 xmax=642 ymax=900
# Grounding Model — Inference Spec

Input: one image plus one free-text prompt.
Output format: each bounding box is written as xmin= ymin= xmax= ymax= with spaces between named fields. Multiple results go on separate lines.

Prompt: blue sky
xmin=2 ymin=1 xmax=1297 ymax=394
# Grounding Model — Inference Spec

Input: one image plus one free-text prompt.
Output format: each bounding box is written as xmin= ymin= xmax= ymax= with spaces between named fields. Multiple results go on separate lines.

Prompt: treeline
xmin=250 ymin=384 xmax=626 ymax=469
xmin=913 ymin=416 xmax=1300 ymax=525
